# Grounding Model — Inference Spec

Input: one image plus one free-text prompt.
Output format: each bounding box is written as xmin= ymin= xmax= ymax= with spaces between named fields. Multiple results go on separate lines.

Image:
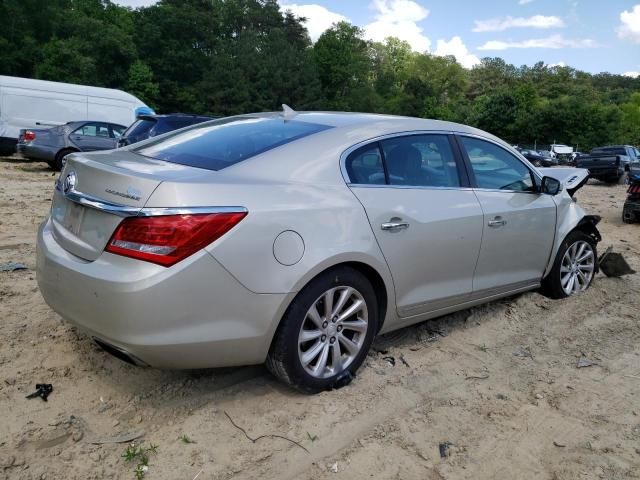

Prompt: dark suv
xmin=117 ymin=114 xmax=215 ymax=147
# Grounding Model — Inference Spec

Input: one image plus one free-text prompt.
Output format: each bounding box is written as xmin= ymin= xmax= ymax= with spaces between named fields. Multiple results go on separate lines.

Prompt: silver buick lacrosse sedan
xmin=37 ymin=109 xmax=601 ymax=392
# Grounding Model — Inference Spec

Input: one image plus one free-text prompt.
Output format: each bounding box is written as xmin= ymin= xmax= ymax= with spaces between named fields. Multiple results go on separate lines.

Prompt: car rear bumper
xmin=17 ymin=143 xmax=55 ymax=161
xmin=36 ymin=216 xmax=293 ymax=369
xmin=579 ymin=165 xmax=624 ymax=180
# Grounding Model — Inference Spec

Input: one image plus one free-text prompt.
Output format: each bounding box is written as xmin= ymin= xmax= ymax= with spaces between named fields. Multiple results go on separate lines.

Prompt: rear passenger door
xmin=457 ymin=135 xmax=556 ymax=294
xmin=346 ymin=134 xmax=484 ymax=318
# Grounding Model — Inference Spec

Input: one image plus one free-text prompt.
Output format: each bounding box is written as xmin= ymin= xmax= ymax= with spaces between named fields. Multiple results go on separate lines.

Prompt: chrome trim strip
xmin=348 ymin=184 xmax=474 ymax=192
xmin=63 ymin=189 xmax=141 ymax=217
xmin=57 ymin=184 xmax=247 ymax=217
xmin=138 ymin=206 xmax=248 ymax=217
xmin=351 ymin=184 xmax=540 ymax=194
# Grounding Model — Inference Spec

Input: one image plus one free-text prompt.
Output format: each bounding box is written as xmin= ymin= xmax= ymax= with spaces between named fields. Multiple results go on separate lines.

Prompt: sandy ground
xmin=0 ymin=157 xmax=639 ymax=480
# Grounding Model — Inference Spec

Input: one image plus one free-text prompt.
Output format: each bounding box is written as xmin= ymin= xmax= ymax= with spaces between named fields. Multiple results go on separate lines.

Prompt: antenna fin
xmin=282 ymin=104 xmax=297 ymax=119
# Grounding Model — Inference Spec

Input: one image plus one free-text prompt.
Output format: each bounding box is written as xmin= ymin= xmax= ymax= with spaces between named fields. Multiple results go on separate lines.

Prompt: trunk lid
xmin=538 ymin=167 xmax=589 ymax=196
xmin=49 ymin=150 xmax=213 ymax=261
xmin=18 ymin=127 xmax=53 ymax=144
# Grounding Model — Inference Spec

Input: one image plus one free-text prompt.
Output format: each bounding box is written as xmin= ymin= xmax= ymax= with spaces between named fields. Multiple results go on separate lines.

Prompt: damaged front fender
xmin=543 ymin=197 xmax=602 ymax=278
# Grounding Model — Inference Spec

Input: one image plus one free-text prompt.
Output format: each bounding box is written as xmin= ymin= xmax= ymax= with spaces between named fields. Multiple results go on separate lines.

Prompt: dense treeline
xmin=1 ymin=0 xmax=638 ymax=149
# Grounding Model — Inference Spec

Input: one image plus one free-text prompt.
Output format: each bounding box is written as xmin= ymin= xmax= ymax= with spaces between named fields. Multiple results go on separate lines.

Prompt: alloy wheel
xmin=298 ymin=286 xmax=368 ymax=379
xmin=560 ymin=240 xmax=595 ymax=295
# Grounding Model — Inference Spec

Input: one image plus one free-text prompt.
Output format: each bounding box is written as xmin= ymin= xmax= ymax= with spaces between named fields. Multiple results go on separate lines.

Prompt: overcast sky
xmin=114 ymin=0 xmax=640 ymax=76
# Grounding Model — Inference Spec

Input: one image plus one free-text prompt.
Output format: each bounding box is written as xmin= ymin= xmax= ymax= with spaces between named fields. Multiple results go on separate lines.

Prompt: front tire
xmin=541 ymin=231 xmax=597 ymax=299
xmin=266 ymin=266 xmax=378 ymax=393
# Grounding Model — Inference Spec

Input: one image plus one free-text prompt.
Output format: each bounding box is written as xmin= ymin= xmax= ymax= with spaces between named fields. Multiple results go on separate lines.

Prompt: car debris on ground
xmin=0 ymin=262 xmax=27 ymax=272
xmin=598 ymin=247 xmax=636 ymax=277
xmin=25 ymin=383 xmax=53 ymax=401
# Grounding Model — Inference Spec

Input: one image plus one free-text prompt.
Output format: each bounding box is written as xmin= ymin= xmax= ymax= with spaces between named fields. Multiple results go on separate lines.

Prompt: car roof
xmin=66 ymin=120 xmax=126 ymax=127
xmin=138 ymin=113 xmax=216 ymax=120
xmin=594 ymin=145 xmax=633 ymax=149
xmin=248 ymin=110 xmax=483 ymax=132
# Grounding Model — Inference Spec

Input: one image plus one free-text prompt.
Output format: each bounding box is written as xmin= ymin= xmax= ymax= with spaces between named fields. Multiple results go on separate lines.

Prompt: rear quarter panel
xmin=145 ymin=178 xmax=397 ymax=329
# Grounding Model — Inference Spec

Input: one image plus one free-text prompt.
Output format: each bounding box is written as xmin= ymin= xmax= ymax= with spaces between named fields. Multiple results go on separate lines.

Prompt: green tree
xmin=313 ymin=22 xmax=378 ymax=111
xmin=125 ymin=61 xmax=160 ymax=108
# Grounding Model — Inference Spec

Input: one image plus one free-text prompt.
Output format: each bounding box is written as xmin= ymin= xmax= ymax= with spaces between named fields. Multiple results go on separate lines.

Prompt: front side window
xmin=460 ymin=137 xmax=535 ymax=192
xmin=381 ymin=135 xmax=460 ymax=187
xmin=135 ymin=117 xmax=332 ymax=171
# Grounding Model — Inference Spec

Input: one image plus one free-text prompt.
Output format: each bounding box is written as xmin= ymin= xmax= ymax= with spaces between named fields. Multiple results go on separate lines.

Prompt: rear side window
xmin=345 ymin=134 xmax=461 ymax=188
xmin=134 ymin=117 xmax=332 ymax=171
xmin=593 ymin=147 xmax=626 ymax=155
xmin=345 ymin=145 xmax=385 ymax=184
xmin=381 ymin=135 xmax=460 ymax=187
xmin=74 ymin=123 xmax=110 ymax=137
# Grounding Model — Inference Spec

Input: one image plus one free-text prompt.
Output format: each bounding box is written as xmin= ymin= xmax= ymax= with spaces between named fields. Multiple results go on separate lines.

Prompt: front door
xmin=346 ymin=134 xmax=484 ymax=317
xmin=457 ymin=135 xmax=557 ymax=293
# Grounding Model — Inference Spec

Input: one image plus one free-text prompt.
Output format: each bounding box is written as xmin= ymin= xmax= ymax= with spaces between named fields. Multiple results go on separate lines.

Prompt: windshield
xmin=133 ymin=116 xmax=332 ymax=171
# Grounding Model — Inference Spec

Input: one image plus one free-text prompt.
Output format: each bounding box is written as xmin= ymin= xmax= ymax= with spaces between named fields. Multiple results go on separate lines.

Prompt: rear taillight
xmin=105 ymin=212 xmax=247 ymax=267
xmin=24 ymin=130 xmax=36 ymax=142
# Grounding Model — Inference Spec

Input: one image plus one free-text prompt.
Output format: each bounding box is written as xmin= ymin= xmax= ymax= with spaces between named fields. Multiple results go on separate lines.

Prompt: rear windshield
xmin=123 ymin=119 xmax=156 ymax=143
xmin=592 ymin=147 xmax=626 ymax=155
xmin=133 ymin=116 xmax=332 ymax=171
xmin=153 ymin=117 xmax=209 ymax=136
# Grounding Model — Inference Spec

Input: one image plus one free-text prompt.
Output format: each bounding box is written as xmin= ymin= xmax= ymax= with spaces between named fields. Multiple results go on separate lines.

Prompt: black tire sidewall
xmin=55 ymin=149 xmax=75 ymax=171
xmin=271 ymin=267 xmax=378 ymax=393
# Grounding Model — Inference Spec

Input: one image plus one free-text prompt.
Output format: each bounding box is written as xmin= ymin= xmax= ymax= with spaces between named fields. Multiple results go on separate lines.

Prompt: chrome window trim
xmin=348 ymin=184 xmax=474 ymax=192
xmin=348 ymin=183 xmax=540 ymax=195
xmin=339 ymin=129 xmax=542 ymax=191
xmin=55 ymin=182 xmax=247 ymax=217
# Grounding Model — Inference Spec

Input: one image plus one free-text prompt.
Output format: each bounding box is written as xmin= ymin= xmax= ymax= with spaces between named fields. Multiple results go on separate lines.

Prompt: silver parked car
xmin=37 ymin=110 xmax=601 ymax=393
xmin=18 ymin=121 xmax=127 ymax=170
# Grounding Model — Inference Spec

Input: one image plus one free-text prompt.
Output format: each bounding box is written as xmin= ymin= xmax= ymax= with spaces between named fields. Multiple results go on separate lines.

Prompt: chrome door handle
xmin=488 ymin=217 xmax=506 ymax=227
xmin=381 ymin=221 xmax=410 ymax=231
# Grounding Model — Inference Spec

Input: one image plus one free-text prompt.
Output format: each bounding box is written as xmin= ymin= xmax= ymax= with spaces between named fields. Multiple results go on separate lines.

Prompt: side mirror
xmin=541 ymin=176 xmax=562 ymax=195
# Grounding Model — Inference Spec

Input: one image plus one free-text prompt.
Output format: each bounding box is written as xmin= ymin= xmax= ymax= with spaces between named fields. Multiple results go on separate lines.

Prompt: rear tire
xmin=618 ymin=172 xmax=628 ymax=185
xmin=541 ymin=231 xmax=597 ymax=299
xmin=622 ymin=206 xmax=636 ymax=224
xmin=266 ymin=266 xmax=378 ymax=393
xmin=53 ymin=148 xmax=76 ymax=171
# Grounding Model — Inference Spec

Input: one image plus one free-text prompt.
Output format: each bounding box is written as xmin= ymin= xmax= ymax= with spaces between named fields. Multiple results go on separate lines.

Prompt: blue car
xmin=117 ymin=113 xmax=216 ymax=147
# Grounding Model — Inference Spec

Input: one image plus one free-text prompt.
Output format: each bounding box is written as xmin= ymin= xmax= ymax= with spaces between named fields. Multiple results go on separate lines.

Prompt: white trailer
xmin=0 ymin=75 xmax=153 ymax=155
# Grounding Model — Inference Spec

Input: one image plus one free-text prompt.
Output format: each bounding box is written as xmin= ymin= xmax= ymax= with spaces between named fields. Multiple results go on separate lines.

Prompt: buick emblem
xmin=63 ymin=171 xmax=77 ymax=194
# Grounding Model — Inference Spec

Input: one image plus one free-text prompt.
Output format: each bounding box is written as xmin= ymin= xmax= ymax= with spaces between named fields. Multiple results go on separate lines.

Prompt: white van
xmin=0 ymin=75 xmax=153 ymax=155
